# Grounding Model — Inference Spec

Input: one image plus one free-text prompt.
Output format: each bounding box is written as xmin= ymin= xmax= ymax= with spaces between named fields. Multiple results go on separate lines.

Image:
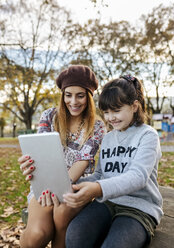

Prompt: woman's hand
xmin=38 ymin=190 xmax=60 ymax=207
xmin=18 ymin=155 xmax=35 ymax=181
xmin=63 ymin=182 xmax=102 ymax=208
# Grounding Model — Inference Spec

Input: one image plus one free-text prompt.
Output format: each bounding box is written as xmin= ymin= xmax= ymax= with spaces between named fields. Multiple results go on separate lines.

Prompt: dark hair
xmin=99 ymin=75 xmax=147 ymax=126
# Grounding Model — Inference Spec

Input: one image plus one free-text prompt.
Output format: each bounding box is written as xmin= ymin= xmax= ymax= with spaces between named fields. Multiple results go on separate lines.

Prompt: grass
xmin=160 ymin=141 xmax=174 ymax=146
xmin=0 ymin=137 xmax=19 ymax=144
xmin=158 ymin=152 xmax=174 ymax=188
xmin=0 ymin=145 xmax=29 ymax=227
xmin=0 ymin=138 xmax=174 ymax=228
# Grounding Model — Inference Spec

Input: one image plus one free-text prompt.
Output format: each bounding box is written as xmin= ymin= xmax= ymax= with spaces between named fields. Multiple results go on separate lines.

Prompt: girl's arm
xmin=63 ymin=158 xmax=103 ymax=207
xmin=63 ymin=181 xmax=102 ymax=208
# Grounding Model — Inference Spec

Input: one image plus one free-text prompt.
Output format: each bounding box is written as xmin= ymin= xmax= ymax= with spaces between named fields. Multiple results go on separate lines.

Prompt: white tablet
xmin=18 ymin=132 xmax=72 ymax=202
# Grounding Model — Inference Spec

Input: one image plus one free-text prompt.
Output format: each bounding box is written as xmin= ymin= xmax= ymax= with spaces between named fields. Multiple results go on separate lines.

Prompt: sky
xmin=58 ymin=0 xmax=173 ymax=24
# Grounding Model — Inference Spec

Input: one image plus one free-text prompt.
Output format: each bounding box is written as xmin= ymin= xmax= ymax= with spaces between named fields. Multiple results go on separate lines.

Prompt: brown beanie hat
xmin=56 ymin=65 xmax=98 ymax=95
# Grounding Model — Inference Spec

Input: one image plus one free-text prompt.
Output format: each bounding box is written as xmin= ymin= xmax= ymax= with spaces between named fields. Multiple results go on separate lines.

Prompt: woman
xmin=18 ymin=65 xmax=106 ymax=248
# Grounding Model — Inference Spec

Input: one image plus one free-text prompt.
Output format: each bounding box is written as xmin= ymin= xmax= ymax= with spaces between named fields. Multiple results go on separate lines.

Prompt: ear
xmin=132 ymin=100 xmax=139 ymax=113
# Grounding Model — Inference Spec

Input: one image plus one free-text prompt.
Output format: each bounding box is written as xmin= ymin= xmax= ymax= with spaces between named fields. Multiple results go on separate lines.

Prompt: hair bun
xmin=120 ymin=75 xmax=136 ymax=83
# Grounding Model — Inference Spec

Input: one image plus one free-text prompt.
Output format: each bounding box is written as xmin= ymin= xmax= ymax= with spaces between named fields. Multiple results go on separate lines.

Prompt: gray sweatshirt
xmin=81 ymin=124 xmax=163 ymax=224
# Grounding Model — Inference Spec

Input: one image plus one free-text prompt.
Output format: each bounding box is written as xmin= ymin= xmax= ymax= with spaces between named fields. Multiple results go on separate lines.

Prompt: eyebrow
xmin=65 ymin=91 xmax=86 ymax=94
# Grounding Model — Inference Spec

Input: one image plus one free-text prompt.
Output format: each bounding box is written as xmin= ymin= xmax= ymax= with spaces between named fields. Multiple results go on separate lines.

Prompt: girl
xmin=64 ymin=75 xmax=163 ymax=248
xmin=18 ymin=65 xmax=106 ymax=248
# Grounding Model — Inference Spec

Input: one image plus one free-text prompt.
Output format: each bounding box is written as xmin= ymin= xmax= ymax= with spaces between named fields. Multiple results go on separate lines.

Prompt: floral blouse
xmin=38 ymin=108 xmax=106 ymax=175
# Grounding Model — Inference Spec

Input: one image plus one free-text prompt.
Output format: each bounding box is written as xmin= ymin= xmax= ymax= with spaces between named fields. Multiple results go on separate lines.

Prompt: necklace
xmin=66 ymin=119 xmax=85 ymax=142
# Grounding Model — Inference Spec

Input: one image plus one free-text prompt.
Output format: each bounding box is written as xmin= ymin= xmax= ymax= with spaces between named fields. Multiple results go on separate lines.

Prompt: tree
xmin=0 ymin=117 xmax=6 ymax=137
xmin=64 ymin=18 xmax=138 ymax=89
xmin=135 ymin=3 xmax=174 ymax=114
xmin=0 ymin=0 xmax=72 ymax=129
xmin=170 ymin=97 xmax=174 ymax=116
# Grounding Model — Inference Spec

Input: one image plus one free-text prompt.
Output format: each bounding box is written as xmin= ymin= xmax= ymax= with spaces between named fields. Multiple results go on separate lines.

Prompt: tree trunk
xmin=1 ymin=126 xmax=4 ymax=137
xmin=25 ymin=116 xmax=32 ymax=130
xmin=13 ymin=124 xmax=17 ymax=138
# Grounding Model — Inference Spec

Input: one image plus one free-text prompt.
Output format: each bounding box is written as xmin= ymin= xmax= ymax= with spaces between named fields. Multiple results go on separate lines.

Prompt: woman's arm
xmin=68 ymin=120 xmax=106 ymax=180
xmin=68 ymin=160 xmax=89 ymax=183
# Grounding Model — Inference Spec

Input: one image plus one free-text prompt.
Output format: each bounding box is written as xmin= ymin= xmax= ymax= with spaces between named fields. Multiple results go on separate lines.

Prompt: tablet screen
xmin=18 ymin=132 xmax=72 ymax=202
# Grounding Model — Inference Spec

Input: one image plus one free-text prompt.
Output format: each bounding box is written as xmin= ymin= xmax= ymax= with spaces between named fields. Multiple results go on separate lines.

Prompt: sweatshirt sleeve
xmin=96 ymin=130 xmax=161 ymax=202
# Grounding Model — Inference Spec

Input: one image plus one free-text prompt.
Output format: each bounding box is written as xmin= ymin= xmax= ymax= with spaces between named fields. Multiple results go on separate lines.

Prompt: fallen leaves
xmin=0 ymin=219 xmax=25 ymax=247
xmin=1 ymin=207 xmax=19 ymax=218
xmin=0 ymin=220 xmax=51 ymax=248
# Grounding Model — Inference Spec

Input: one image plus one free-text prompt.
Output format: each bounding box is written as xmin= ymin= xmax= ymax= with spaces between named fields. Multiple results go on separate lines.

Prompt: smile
xmin=110 ymin=120 xmax=121 ymax=125
xmin=70 ymin=106 xmax=82 ymax=111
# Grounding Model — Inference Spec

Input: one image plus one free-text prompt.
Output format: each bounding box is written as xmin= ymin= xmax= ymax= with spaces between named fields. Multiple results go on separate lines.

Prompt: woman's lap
xmin=20 ymin=197 xmax=54 ymax=247
xmin=66 ymin=200 xmax=148 ymax=248
xmin=26 ymin=197 xmax=54 ymax=232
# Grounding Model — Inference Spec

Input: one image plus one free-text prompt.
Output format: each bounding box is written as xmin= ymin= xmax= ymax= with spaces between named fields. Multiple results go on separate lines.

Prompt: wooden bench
xmin=22 ymin=186 xmax=174 ymax=247
xmin=150 ymin=186 xmax=174 ymax=248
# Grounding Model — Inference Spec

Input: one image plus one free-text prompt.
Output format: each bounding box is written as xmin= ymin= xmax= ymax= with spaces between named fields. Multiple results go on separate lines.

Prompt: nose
xmin=108 ymin=112 xmax=115 ymax=121
xmin=71 ymin=96 xmax=77 ymax=105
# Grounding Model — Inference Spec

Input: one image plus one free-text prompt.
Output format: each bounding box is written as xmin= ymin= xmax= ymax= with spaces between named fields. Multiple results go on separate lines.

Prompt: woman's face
xmin=64 ymin=86 xmax=87 ymax=117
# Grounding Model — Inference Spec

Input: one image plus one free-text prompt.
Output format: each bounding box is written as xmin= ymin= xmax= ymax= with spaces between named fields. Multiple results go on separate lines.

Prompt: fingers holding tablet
xmin=46 ymin=190 xmax=53 ymax=206
xmin=18 ymin=155 xmax=35 ymax=181
xmin=51 ymin=193 xmax=60 ymax=207
xmin=38 ymin=191 xmax=47 ymax=207
xmin=38 ymin=190 xmax=59 ymax=207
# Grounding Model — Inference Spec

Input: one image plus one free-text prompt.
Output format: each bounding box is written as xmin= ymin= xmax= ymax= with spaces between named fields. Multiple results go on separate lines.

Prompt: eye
xmin=65 ymin=93 xmax=71 ymax=97
xmin=103 ymin=110 xmax=109 ymax=114
xmin=113 ymin=109 xmax=120 ymax=113
xmin=77 ymin=94 xmax=86 ymax=98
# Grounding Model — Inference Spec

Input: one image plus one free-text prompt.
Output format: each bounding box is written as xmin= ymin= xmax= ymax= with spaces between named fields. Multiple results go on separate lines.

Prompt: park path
xmin=0 ymin=144 xmax=20 ymax=148
xmin=160 ymin=145 xmax=174 ymax=152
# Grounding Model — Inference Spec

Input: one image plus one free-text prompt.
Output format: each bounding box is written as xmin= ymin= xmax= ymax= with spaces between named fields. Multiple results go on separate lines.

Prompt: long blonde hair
xmin=54 ymin=90 xmax=96 ymax=146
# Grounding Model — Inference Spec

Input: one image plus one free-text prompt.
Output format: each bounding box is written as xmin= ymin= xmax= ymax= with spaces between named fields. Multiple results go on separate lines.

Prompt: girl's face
xmin=103 ymin=101 xmax=138 ymax=131
xmin=64 ymin=86 xmax=87 ymax=117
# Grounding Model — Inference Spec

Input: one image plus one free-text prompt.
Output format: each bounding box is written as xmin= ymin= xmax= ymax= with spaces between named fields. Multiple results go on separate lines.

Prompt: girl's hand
xmin=38 ymin=190 xmax=60 ymax=207
xmin=18 ymin=155 xmax=35 ymax=181
xmin=63 ymin=182 xmax=102 ymax=208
